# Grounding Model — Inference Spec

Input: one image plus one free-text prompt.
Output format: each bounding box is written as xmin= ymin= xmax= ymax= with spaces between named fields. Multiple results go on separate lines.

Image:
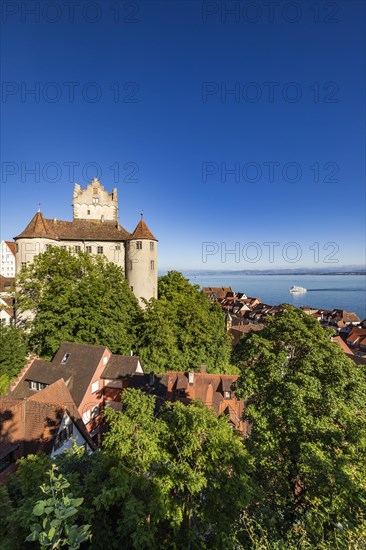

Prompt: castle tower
xmin=125 ymin=216 xmax=158 ymax=306
xmin=72 ymin=177 xmax=118 ymax=221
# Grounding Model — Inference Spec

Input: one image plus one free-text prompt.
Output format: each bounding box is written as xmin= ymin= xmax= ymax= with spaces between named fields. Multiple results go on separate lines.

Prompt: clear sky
xmin=1 ymin=0 xmax=365 ymax=270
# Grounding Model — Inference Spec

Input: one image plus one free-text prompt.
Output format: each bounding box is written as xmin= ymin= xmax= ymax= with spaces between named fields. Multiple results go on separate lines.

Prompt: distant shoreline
xmin=181 ymin=272 xmax=366 ymax=277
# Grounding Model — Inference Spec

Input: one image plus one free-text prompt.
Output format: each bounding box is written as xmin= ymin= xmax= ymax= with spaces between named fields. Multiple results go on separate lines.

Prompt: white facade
xmin=125 ymin=239 xmax=158 ymax=304
xmin=16 ymin=238 xmax=125 ymax=271
xmin=73 ymin=178 xmax=118 ymax=221
xmin=51 ymin=411 xmax=93 ymax=457
xmin=0 ymin=241 xmax=16 ymax=277
xmin=14 ymin=179 xmax=158 ymax=304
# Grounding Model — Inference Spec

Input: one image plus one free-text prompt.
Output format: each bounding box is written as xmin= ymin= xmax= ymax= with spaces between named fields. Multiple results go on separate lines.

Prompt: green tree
xmin=137 ymin=271 xmax=233 ymax=373
xmin=0 ymin=323 xmax=29 ymax=394
xmin=234 ymin=307 xmax=366 ymax=545
xmin=26 ymin=463 xmax=91 ymax=549
xmin=16 ymin=247 xmax=141 ymax=359
xmin=90 ymin=388 xmax=252 ymax=549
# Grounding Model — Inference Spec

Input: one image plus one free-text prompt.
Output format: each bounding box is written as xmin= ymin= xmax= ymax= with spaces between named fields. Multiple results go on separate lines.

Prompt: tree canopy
xmin=137 ymin=271 xmax=233 ymax=373
xmin=16 ymin=247 xmax=141 ymax=359
xmin=1 ymin=390 xmax=253 ymax=549
xmin=234 ymin=307 xmax=366 ymax=544
xmin=0 ymin=324 xmax=29 ymax=394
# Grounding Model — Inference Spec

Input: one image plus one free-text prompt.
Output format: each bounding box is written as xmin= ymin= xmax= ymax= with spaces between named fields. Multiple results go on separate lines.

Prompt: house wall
xmin=51 ymin=412 xmax=92 ymax=457
xmin=0 ymin=241 xmax=16 ymax=277
xmin=78 ymin=349 xmax=112 ymax=438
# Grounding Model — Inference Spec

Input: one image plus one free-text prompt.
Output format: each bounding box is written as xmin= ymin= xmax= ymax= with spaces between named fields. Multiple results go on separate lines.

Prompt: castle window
xmin=225 ymin=391 xmax=231 ymax=399
xmin=87 ymin=210 xmax=90 ymax=215
xmin=150 ymin=260 xmax=155 ymax=270
xmin=136 ymin=241 xmax=142 ymax=250
xmin=115 ymin=244 xmax=121 ymax=251
xmin=74 ymin=246 xmax=81 ymax=252
xmin=61 ymin=246 xmax=67 ymax=250
xmin=21 ymin=262 xmax=26 ymax=268
xmin=97 ymin=246 xmax=104 ymax=254
xmin=130 ymin=286 xmax=133 ymax=291
xmin=86 ymin=246 xmax=92 ymax=253
xmin=92 ymin=197 xmax=99 ymax=204
xmin=150 ymin=242 xmax=154 ymax=250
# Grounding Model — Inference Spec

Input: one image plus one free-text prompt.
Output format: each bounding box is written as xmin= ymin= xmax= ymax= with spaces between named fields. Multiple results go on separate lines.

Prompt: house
xmin=0 ymin=379 xmax=95 ymax=481
xmin=202 ymin=287 xmax=233 ymax=303
xmin=0 ymin=241 xmax=16 ymax=277
xmin=8 ymin=342 xmax=142 ymax=445
xmin=163 ymin=367 xmax=248 ymax=435
xmin=102 ymin=355 xmax=144 ymax=408
xmin=322 ymin=309 xmax=360 ymax=330
xmin=346 ymin=327 xmax=366 ymax=355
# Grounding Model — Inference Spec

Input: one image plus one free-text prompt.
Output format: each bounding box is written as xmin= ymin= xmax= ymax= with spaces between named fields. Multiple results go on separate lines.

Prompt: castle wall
xmin=125 ymin=240 xmax=158 ymax=305
xmin=15 ymin=239 xmax=125 ymax=273
xmin=73 ymin=179 xmax=118 ymax=221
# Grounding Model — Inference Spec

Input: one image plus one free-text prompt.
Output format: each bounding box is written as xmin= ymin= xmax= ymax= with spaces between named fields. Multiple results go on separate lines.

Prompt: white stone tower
xmin=125 ymin=215 xmax=158 ymax=306
xmin=72 ymin=177 xmax=118 ymax=221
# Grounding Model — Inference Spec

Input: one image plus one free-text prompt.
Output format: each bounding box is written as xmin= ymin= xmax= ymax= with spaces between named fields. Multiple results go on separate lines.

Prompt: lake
xmin=186 ymin=274 xmax=366 ymax=320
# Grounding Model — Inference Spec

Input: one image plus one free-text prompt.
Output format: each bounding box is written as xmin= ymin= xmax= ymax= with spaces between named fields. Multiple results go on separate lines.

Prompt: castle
xmin=14 ymin=178 xmax=158 ymax=305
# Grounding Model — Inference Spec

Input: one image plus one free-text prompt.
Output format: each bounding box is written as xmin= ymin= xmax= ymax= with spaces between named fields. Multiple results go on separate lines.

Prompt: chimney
xmin=149 ymin=371 xmax=155 ymax=386
xmin=200 ymin=365 xmax=207 ymax=374
xmin=188 ymin=372 xmax=194 ymax=385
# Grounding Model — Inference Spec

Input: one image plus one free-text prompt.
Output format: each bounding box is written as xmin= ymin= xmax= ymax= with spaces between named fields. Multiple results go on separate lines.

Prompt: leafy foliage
xmin=16 ymin=247 xmax=141 ymax=359
xmin=26 ymin=463 xmax=91 ymax=549
xmin=234 ymin=307 xmax=366 ymax=544
xmin=0 ymin=323 xmax=29 ymax=394
xmin=89 ymin=389 xmax=253 ymax=549
xmin=137 ymin=271 xmax=233 ymax=373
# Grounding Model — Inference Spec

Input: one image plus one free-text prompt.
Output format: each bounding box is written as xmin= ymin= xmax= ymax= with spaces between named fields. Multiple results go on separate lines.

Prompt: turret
xmin=125 ymin=216 xmax=158 ymax=306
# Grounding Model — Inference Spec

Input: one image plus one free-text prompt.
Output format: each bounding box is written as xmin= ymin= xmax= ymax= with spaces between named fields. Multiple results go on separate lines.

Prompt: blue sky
xmin=1 ymin=0 xmax=365 ymax=270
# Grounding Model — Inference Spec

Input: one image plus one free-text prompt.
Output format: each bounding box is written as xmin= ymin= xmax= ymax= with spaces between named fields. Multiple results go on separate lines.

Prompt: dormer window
xmin=30 ymin=381 xmax=47 ymax=391
xmin=61 ymin=353 xmax=71 ymax=364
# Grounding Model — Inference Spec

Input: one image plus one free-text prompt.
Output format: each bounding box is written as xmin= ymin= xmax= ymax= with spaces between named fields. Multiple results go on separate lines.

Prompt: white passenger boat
xmin=290 ymin=286 xmax=307 ymax=294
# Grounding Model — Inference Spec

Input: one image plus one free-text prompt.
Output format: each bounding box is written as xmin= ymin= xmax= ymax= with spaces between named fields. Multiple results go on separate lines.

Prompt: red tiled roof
xmin=15 ymin=213 xmax=130 ymax=241
xmin=0 ymin=380 xmax=95 ymax=457
xmin=5 ymin=241 xmax=16 ymax=255
xmin=129 ymin=219 xmax=157 ymax=241
xmin=332 ymin=336 xmax=354 ymax=355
